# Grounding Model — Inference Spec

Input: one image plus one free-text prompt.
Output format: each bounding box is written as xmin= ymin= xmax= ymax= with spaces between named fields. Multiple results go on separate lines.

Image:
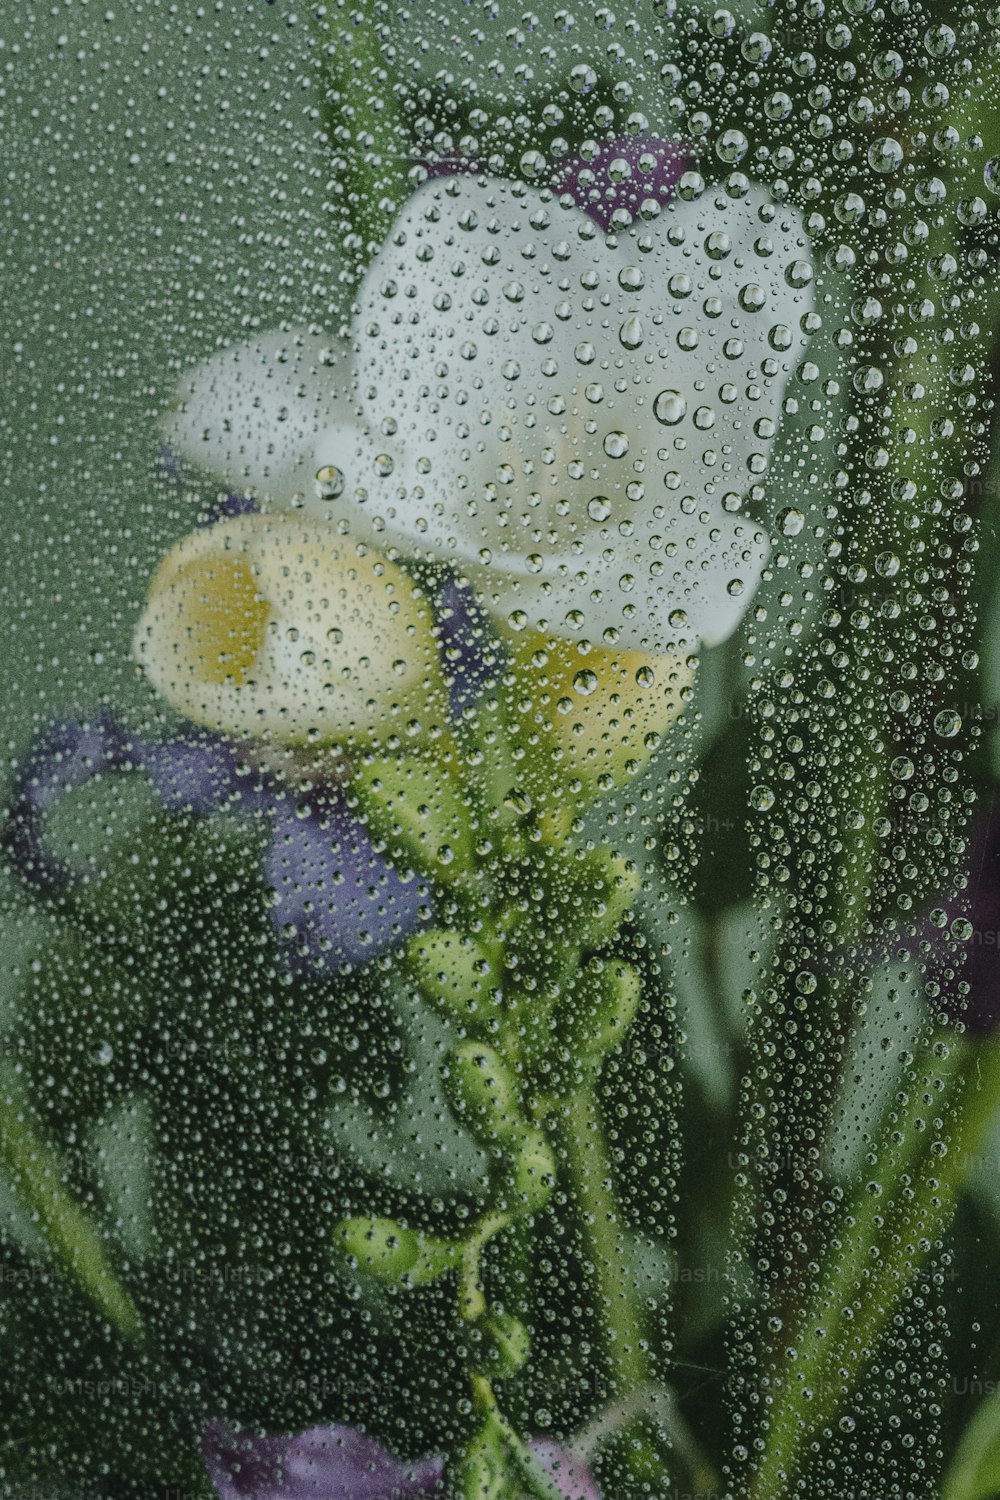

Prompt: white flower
xmin=133 ymin=514 xmax=446 ymax=747
xmin=162 ymin=173 xmax=812 ymax=656
xmin=162 ymin=328 xmax=370 ymax=507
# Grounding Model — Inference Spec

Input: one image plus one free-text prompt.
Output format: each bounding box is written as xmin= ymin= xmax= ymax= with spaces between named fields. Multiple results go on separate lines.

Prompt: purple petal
xmin=111 ymin=730 xmax=248 ymax=818
xmin=2 ymin=716 xmax=248 ymax=894
xmin=203 ymin=1424 xmax=599 ymax=1500
xmin=200 ymin=492 xmax=259 ymax=527
xmin=158 ymin=445 xmax=257 ymax=527
xmin=4 ymin=715 xmax=422 ymax=973
xmin=435 ymin=574 xmax=504 ymax=716
xmin=203 ymin=1422 xmax=442 ymax=1500
xmin=158 ymin=443 xmax=184 ymax=482
xmin=549 ymin=138 xmax=689 ymax=232
xmin=2 ymin=717 xmax=126 ymax=889
xmin=263 ymin=789 xmax=427 ymax=973
xmin=421 ymin=137 xmax=690 ymax=235
xmin=530 ymin=1440 xmax=602 ymax=1500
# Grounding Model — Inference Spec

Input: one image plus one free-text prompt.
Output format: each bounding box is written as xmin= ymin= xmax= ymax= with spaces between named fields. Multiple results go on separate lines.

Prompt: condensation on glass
xmin=1 ymin=4 xmax=998 ymax=1499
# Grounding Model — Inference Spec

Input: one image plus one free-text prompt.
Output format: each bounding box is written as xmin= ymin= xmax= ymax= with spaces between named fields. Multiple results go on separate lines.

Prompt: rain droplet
xmin=716 ymin=129 xmax=748 ymax=164
xmin=777 ymin=507 xmax=805 ymax=538
xmin=867 ymin=136 xmax=904 ymax=174
xmin=315 ymin=464 xmax=345 ymax=499
xmin=654 ymin=390 xmax=687 ymax=426
xmin=619 ymin=315 xmax=644 ymax=349
xmin=933 ymin=709 xmax=962 ymax=738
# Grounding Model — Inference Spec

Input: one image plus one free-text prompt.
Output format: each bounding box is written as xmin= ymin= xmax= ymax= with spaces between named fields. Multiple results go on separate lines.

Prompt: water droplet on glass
xmin=316 ymin=464 xmax=346 ymax=499
xmin=716 ymin=129 xmax=749 ymax=164
xmin=777 ymin=507 xmax=805 ymax=538
xmin=654 ymin=390 xmax=687 ymax=426
xmin=933 ymin=710 xmax=962 ymax=739
xmin=619 ymin=316 xmax=644 ymax=349
xmin=868 ymin=136 xmax=904 ymax=174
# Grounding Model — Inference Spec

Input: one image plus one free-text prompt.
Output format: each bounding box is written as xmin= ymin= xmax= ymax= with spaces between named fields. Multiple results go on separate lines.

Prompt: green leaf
xmin=0 ymin=1071 xmax=141 ymax=1340
xmin=944 ymin=1386 xmax=1000 ymax=1500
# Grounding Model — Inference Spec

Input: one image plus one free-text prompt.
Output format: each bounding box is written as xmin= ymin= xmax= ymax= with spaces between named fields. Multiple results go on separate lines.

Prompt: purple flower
xmin=2 ymin=716 xmax=424 ymax=977
xmin=201 ymin=491 xmax=260 ymax=526
xmin=265 ymin=790 xmax=426 ymax=972
xmin=2 ymin=716 xmax=123 ymax=890
xmin=549 ymin=137 xmax=689 ymax=232
xmin=425 ymin=136 xmax=689 ymax=235
xmin=202 ymin=1422 xmax=600 ymax=1500
xmin=158 ymin=443 xmax=257 ymax=528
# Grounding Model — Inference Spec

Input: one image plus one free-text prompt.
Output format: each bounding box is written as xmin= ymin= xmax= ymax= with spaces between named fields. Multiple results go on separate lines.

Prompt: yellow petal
xmin=508 ymin=629 xmax=695 ymax=791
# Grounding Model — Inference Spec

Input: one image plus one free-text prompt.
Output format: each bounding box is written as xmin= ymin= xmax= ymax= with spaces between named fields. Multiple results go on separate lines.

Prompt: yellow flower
xmin=508 ymin=628 xmax=695 ymax=790
xmin=134 ymin=514 xmax=447 ymax=748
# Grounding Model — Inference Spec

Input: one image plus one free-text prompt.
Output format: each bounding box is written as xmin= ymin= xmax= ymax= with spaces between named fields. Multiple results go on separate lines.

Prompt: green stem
xmin=321 ymin=0 xmax=405 ymax=263
xmin=458 ymin=1209 xmax=510 ymax=1322
xmin=559 ymin=1088 xmax=650 ymax=1398
xmin=750 ymin=1033 xmax=1000 ymax=1500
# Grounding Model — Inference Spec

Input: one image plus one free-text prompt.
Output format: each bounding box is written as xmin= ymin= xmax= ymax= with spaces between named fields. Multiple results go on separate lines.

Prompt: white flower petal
xmin=162 ymin=329 xmax=367 ymax=506
xmin=346 ymin=173 xmax=812 ymax=652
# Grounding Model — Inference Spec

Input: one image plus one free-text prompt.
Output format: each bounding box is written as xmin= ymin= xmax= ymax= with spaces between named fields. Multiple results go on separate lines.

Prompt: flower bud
xmin=352 ymin=755 xmax=475 ymax=884
xmin=496 ymin=1126 xmax=557 ymax=1215
xmin=134 ymin=515 xmax=447 ymax=749
xmin=443 ymin=1041 xmax=524 ymax=1146
xmin=507 ymin=630 xmax=694 ymax=792
xmin=408 ymin=930 xmax=498 ymax=1028
xmin=334 ymin=1215 xmax=454 ymax=1285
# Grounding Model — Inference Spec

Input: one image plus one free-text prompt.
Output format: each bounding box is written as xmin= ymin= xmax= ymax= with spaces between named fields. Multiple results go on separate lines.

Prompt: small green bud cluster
xmin=407 ymin=930 xmax=499 ymax=1028
xmin=334 ymin=1216 xmax=455 ymax=1287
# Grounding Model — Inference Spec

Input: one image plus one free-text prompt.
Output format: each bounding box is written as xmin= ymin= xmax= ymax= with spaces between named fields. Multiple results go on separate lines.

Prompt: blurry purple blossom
xmin=435 ymin=575 xmax=504 ymax=716
xmin=2 ymin=716 xmax=424 ymax=975
xmin=265 ymin=787 xmax=426 ymax=972
xmin=550 ymin=137 xmax=688 ymax=232
xmin=203 ymin=1421 xmax=600 ymax=1500
xmin=202 ymin=491 xmax=260 ymax=526
xmin=425 ymin=136 xmax=689 ymax=234
xmin=158 ymin=443 xmax=257 ymax=528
